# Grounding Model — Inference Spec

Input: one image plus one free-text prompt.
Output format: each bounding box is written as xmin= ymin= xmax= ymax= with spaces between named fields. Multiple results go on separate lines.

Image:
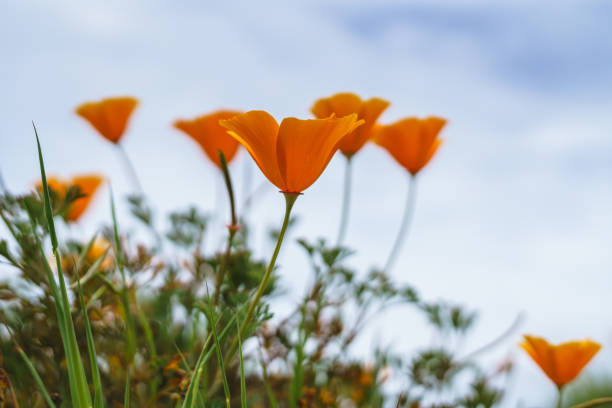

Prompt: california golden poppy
xmin=85 ymin=236 xmax=114 ymax=270
xmin=36 ymin=174 xmax=104 ymax=222
xmin=311 ymin=93 xmax=389 ymax=158
xmin=374 ymin=117 xmax=446 ymax=175
xmin=520 ymin=335 xmax=601 ymax=387
xmin=219 ymin=111 xmax=363 ymax=193
xmin=174 ymin=110 xmax=242 ymax=168
xmin=75 ymin=97 xmax=139 ymax=144
xmin=68 ymin=175 xmax=104 ymax=221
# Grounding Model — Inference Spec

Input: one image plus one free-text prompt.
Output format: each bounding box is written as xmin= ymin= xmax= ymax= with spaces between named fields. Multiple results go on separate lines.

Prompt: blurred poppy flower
xmin=220 ymin=111 xmax=363 ymax=193
xmin=36 ymin=174 xmax=104 ymax=222
xmin=68 ymin=175 xmax=104 ymax=221
xmin=311 ymin=93 xmax=389 ymax=158
xmin=374 ymin=117 xmax=446 ymax=175
xmin=85 ymin=237 xmax=114 ymax=270
xmin=76 ymin=97 xmax=138 ymax=144
xmin=520 ymin=335 xmax=601 ymax=387
xmin=173 ymin=110 xmax=242 ymax=168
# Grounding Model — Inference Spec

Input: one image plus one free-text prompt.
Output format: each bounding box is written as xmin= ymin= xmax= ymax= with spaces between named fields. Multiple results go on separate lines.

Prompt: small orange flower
xmin=173 ymin=110 xmax=242 ymax=168
xmin=374 ymin=117 xmax=446 ymax=175
xmin=68 ymin=175 xmax=104 ymax=221
xmin=520 ymin=335 xmax=601 ymax=387
xmin=220 ymin=111 xmax=363 ymax=193
xmin=36 ymin=174 xmax=104 ymax=222
xmin=311 ymin=92 xmax=389 ymax=158
xmin=76 ymin=96 xmax=139 ymax=144
xmin=85 ymin=237 xmax=114 ymax=270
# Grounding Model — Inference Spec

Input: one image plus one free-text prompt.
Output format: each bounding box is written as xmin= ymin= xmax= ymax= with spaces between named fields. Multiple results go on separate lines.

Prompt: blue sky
xmin=1 ymin=0 xmax=612 ymax=404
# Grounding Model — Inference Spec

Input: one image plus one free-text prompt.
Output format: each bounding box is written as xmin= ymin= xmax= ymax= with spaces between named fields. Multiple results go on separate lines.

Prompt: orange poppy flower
xmin=311 ymin=93 xmax=389 ymax=158
xmin=219 ymin=111 xmax=363 ymax=193
xmin=520 ymin=335 xmax=601 ymax=387
xmin=75 ymin=96 xmax=139 ymax=144
xmin=68 ymin=175 xmax=104 ymax=221
xmin=173 ymin=110 xmax=242 ymax=168
xmin=36 ymin=174 xmax=104 ymax=222
xmin=374 ymin=117 xmax=446 ymax=175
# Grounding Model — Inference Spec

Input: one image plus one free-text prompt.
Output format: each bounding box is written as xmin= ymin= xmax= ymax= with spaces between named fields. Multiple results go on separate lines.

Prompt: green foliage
xmin=0 ymin=131 xmax=513 ymax=407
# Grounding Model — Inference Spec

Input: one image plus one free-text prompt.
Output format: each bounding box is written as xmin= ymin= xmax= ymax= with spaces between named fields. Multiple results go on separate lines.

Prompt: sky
xmin=1 ymin=0 xmax=612 ymax=405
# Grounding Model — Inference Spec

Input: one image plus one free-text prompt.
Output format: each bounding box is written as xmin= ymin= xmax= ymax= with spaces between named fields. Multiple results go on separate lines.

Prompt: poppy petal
xmin=220 ymin=111 xmax=285 ymax=190
xmin=174 ymin=110 xmax=241 ymax=168
xmin=68 ymin=175 xmax=104 ymax=221
xmin=276 ymin=114 xmax=363 ymax=193
xmin=76 ymin=97 xmax=138 ymax=144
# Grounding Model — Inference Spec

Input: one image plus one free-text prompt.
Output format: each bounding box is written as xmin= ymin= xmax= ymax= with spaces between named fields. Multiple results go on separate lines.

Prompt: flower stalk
xmin=214 ymin=151 xmax=239 ymax=304
xmin=336 ymin=156 xmax=352 ymax=246
xmin=232 ymin=192 xmax=298 ymax=355
xmin=384 ymin=174 xmax=417 ymax=273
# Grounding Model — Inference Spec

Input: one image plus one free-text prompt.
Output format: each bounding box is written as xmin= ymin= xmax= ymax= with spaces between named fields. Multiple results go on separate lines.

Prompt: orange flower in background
xmin=36 ymin=174 xmax=104 ymax=222
xmin=43 ymin=177 xmax=68 ymax=198
xmin=85 ymin=237 xmax=114 ymax=270
xmin=374 ymin=117 xmax=446 ymax=175
xmin=520 ymin=335 xmax=601 ymax=387
xmin=173 ymin=110 xmax=242 ymax=168
xmin=220 ymin=111 xmax=363 ymax=193
xmin=68 ymin=175 xmax=104 ymax=221
xmin=311 ymin=92 xmax=389 ymax=158
xmin=76 ymin=96 xmax=139 ymax=144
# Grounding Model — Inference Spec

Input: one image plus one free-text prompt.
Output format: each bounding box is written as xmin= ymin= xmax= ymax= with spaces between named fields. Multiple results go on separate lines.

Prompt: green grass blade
xmin=109 ymin=187 xmax=137 ymax=361
xmin=32 ymin=125 xmax=92 ymax=408
xmin=261 ymin=359 xmax=278 ymax=408
xmin=17 ymin=347 xmax=55 ymax=408
xmin=25 ymin=206 xmax=79 ymax=403
xmin=74 ymin=265 xmax=104 ymax=408
xmin=202 ymin=299 xmax=231 ymax=408
xmin=32 ymin=122 xmax=57 ymax=250
xmin=181 ymin=312 xmax=239 ymax=408
xmin=124 ymin=369 xmax=130 ymax=408
xmin=236 ymin=313 xmax=246 ymax=408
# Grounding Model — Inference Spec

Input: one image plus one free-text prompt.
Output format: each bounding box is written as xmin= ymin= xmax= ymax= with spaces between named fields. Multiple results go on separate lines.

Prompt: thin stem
xmin=557 ymin=387 xmax=564 ymax=408
xmin=460 ymin=312 xmax=525 ymax=362
xmin=228 ymin=192 xmax=298 ymax=359
xmin=117 ymin=144 xmax=143 ymax=193
xmin=219 ymin=151 xmax=237 ymax=228
xmin=384 ymin=174 xmax=418 ymax=273
xmin=214 ymin=151 xmax=238 ymax=304
xmin=336 ymin=156 xmax=352 ymax=246
xmin=571 ymin=397 xmax=612 ymax=408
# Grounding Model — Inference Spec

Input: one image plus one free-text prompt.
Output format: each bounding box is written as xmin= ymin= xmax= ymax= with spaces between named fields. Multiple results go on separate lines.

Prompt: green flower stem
xmin=336 ymin=156 xmax=352 ymax=246
xmin=214 ymin=151 xmax=238 ymax=305
xmin=383 ymin=173 xmax=417 ymax=273
xmin=229 ymin=192 xmax=298 ymax=359
xmin=117 ymin=144 xmax=143 ymax=193
xmin=557 ymin=387 xmax=564 ymax=408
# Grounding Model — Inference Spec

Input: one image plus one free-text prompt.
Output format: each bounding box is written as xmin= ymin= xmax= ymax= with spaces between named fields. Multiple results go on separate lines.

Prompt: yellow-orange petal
xmin=174 ymin=110 xmax=242 ymax=168
xmin=76 ymin=97 xmax=139 ymax=144
xmin=67 ymin=175 xmax=104 ymax=221
xmin=276 ymin=114 xmax=363 ymax=193
xmin=311 ymin=93 xmax=363 ymax=118
xmin=521 ymin=335 xmax=602 ymax=387
xmin=311 ymin=93 xmax=390 ymax=157
xmin=220 ymin=111 xmax=285 ymax=190
xmin=85 ymin=237 xmax=114 ymax=270
xmin=338 ymin=97 xmax=389 ymax=156
xmin=36 ymin=176 xmax=68 ymax=198
xmin=374 ymin=116 xmax=446 ymax=175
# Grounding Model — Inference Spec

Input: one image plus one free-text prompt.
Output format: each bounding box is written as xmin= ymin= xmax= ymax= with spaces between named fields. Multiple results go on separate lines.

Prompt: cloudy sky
xmin=2 ymin=0 xmax=612 ymax=404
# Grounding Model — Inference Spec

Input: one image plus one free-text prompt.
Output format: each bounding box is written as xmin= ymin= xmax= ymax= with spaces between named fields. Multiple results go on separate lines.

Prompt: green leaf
xmin=32 ymin=124 xmax=92 ymax=408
